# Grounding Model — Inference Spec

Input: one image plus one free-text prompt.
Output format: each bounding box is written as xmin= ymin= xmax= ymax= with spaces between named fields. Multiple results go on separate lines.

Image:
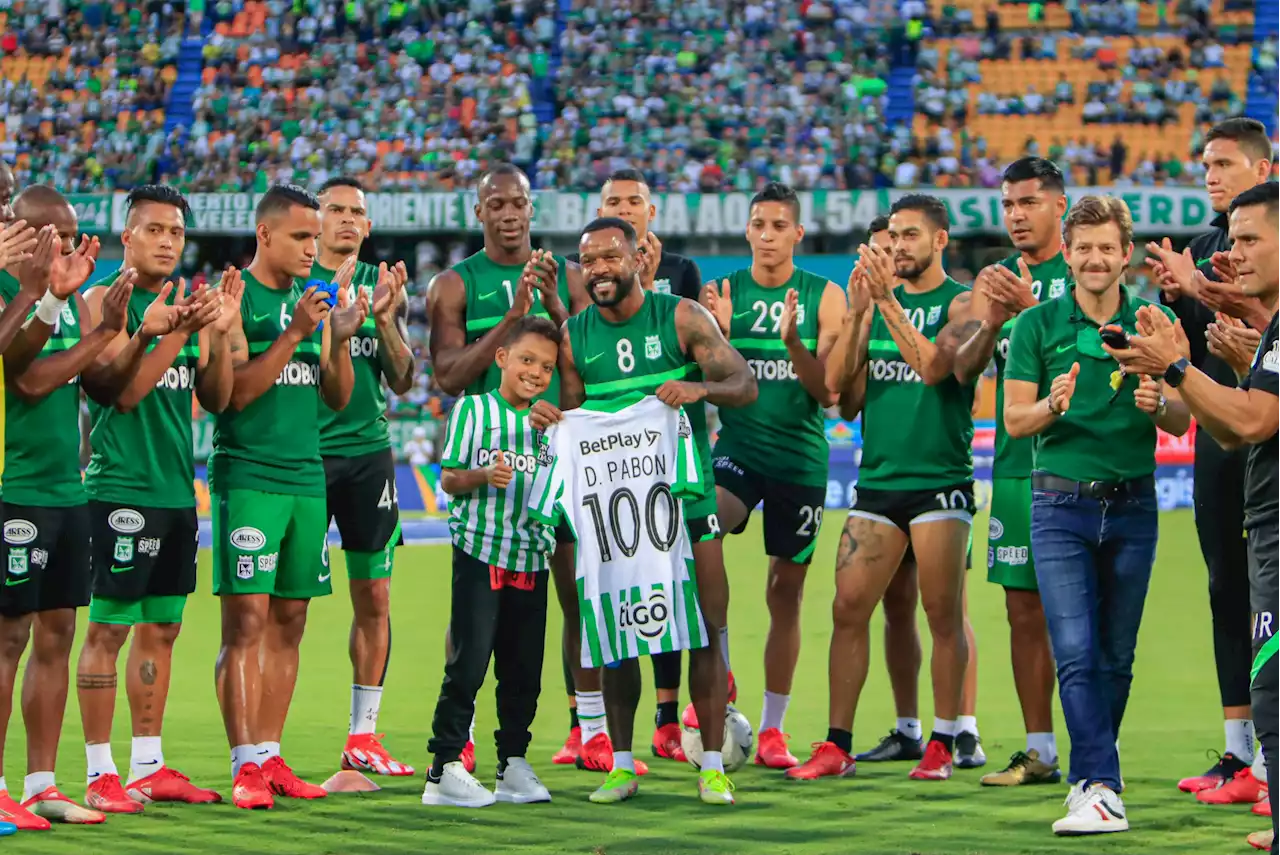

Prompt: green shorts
xmin=212 ymin=489 xmax=332 ymax=599
xmin=986 ymin=477 xmax=1036 ymax=591
xmin=684 ymin=491 xmax=721 ymax=543
xmin=88 ymin=594 xmax=187 ymax=626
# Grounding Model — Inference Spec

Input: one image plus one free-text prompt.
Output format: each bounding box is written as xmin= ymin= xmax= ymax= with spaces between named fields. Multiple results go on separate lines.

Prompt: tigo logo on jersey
xmin=3 ymin=520 xmax=37 ymax=545
xmin=988 ymin=517 xmax=1005 ymax=541
xmin=618 ymin=589 xmax=670 ymax=640
xmin=236 ymin=555 xmax=254 ymax=580
xmin=108 ymin=508 xmax=146 ymax=534
xmin=114 ymin=537 xmax=134 ymax=563
xmin=645 ymin=334 xmax=663 ymax=360
xmin=230 ymin=527 xmax=267 ymax=551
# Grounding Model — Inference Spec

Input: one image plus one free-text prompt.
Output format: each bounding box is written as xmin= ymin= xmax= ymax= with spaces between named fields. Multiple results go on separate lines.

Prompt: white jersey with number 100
xmin=538 ymin=396 xmax=707 ymax=668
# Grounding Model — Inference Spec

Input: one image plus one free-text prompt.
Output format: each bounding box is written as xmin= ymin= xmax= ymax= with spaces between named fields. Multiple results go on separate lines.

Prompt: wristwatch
xmin=1163 ymin=357 xmax=1190 ymax=388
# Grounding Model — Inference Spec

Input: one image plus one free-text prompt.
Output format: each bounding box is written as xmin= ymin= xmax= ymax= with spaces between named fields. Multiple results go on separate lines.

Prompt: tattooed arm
xmin=876 ymin=288 xmax=976 ymax=386
xmin=674 ymin=298 xmax=758 ymax=408
xmin=558 ymin=322 xmax=586 ymax=410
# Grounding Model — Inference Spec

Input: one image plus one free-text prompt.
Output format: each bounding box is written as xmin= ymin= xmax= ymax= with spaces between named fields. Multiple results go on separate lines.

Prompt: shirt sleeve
xmin=1245 ymin=323 xmax=1280 ymax=397
xmin=527 ymin=425 xmax=566 ymax=524
xmin=670 ymin=406 xmax=703 ymax=499
xmin=1004 ymin=308 xmax=1045 ymax=386
xmin=439 ymin=396 xmax=476 ymax=469
xmin=679 ymin=257 xmax=703 ymax=301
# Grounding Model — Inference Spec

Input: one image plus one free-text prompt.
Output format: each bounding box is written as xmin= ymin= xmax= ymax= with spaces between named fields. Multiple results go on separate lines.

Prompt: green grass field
xmin=2 ymin=508 xmax=1265 ymax=854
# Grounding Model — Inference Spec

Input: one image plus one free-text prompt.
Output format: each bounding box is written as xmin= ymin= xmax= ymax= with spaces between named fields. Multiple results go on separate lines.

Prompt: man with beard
xmin=954 ymin=157 xmax=1068 ymax=787
xmin=1147 ymin=118 xmax=1274 ymax=795
xmin=1004 ymin=195 xmax=1190 ymax=834
xmin=553 ymin=168 xmax=706 ymax=764
xmin=790 ymin=195 xmax=978 ymax=782
xmin=557 ymin=216 xmax=756 ymax=804
xmin=428 ymin=164 xmax=590 ymax=772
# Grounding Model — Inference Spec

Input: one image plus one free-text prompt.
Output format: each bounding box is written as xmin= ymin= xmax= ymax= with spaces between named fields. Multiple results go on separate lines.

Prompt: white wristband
xmin=34 ymin=294 xmax=66 ymax=325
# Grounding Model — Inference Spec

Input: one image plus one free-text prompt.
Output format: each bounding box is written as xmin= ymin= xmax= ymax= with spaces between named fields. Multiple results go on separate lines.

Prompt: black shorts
xmin=713 ymin=456 xmax=826 ymax=563
xmin=90 ymin=502 xmax=198 ymax=601
xmin=850 ymin=482 xmax=976 ymax=535
xmin=324 ymin=449 xmax=403 ymax=553
xmin=0 ymin=503 xmax=91 ymax=617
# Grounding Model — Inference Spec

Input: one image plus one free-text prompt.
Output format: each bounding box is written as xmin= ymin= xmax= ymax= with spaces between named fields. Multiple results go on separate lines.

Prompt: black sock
xmin=655 ymin=701 xmax=679 ymax=729
xmin=930 ymin=731 xmax=955 ymax=752
xmin=827 ymin=728 xmax=853 ymax=754
xmin=428 ymin=757 xmax=446 ymax=780
xmin=570 ymin=708 xmax=580 ymax=730
xmin=497 ymin=757 xmax=508 ymax=777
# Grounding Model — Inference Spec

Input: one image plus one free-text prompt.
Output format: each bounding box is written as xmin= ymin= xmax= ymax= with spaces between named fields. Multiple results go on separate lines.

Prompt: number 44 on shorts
xmin=378 ymin=479 xmax=399 ymax=511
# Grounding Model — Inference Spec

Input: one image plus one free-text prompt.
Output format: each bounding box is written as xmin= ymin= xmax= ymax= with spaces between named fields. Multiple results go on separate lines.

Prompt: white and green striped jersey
xmin=440 ymin=390 xmax=558 ymax=573
xmin=537 ymin=395 xmax=707 ymax=667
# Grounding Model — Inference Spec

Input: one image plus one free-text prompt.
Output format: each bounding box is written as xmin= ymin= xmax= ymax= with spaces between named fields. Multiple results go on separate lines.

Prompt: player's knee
xmin=221 ymin=609 xmax=265 ymax=648
xmin=84 ymin=621 xmax=131 ymax=655
xmin=138 ymin=621 xmax=182 ymax=649
xmin=33 ymin=613 xmax=77 ymax=657
xmin=765 ymin=565 xmax=805 ymax=613
xmin=0 ymin=617 xmax=30 ymax=663
xmin=919 ymin=591 xmax=964 ymax=639
xmin=352 ymin=581 xmax=390 ymax=623
xmin=831 ymin=587 xmax=874 ymax=629
xmin=1004 ymin=590 xmax=1047 ymax=636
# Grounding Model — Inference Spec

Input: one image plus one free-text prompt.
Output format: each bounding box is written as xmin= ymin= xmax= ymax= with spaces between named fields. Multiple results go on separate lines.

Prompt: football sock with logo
xmin=761 ymin=691 xmax=789 ymax=732
xmin=231 ymin=744 xmax=256 ymax=778
xmin=86 ymin=743 xmax=118 ymax=782
xmin=128 ymin=736 xmax=164 ymax=783
xmin=827 ymin=728 xmax=853 ymax=754
xmin=655 ymin=701 xmax=679 ymax=729
xmin=350 ymin=684 xmax=382 ymax=736
xmin=897 ymin=717 xmax=923 ymax=741
xmin=577 ymin=691 xmax=608 ymax=742
xmin=1225 ymin=719 xmax=1256 ymax=763
xmin=256 ymin=741 xmax=281 ymax=763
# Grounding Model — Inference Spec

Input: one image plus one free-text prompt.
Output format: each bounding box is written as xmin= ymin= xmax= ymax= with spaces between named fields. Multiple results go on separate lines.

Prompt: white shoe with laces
xmin=494 ymin=757 xmax=551 ymax=804
xmin=1052 ymin=781 xmax=1129 ymax=835
xmin=422 ymin=761 xmax=496 ymax=808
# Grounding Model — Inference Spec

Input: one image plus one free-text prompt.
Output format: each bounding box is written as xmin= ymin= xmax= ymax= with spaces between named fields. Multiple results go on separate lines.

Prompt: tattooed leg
xmin=129 ymin=622 xmax=182 ymax=737
xmin=828 ymin=515 xmax=909 ymax=731
xmin=78 ymin=621 xmax=130 ymax=745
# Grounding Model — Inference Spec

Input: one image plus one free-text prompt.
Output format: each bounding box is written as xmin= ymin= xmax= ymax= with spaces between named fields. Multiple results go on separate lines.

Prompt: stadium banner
xmin=105 ymin=188 xmax=1216 ymax=237
xmin=70 ymin=193 xmax=113 ymax=236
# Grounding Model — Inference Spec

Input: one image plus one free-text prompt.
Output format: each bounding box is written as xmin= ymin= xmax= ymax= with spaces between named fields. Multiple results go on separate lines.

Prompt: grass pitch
xmin=2 ymin=509 xmax=1263 ymax=854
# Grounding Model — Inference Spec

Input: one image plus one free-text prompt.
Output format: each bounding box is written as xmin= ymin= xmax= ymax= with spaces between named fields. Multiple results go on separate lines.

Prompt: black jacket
xmin=1160 ymin=213 xmax=1235 ymax=387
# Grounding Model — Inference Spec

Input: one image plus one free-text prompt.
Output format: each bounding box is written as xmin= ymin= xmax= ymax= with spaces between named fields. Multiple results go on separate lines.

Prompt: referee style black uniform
xmin=1162 ymin=213 xmax=1254 ymax=723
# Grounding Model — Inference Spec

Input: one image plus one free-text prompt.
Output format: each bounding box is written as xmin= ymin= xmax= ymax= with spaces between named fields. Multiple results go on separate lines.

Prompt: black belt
xmin=1032 ymin=474 xmax=1155 ymax=500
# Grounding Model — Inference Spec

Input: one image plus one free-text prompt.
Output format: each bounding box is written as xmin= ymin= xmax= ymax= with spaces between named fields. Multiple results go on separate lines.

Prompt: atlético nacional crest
xmin=114 ymin=536 xmax=134 ymax=564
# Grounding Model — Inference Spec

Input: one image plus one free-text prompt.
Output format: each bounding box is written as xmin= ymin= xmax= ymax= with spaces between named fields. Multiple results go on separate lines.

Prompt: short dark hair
xmin=1064 ymin=194 xmax=1133 ymax=248
xmin=317 ymin=176 xmax=365 ymax=195
xmin=256 ymin=184 xmax=320 ymax=222
xmin=1206 ymin=118 xmax=1273 ymax=164
xmin=580 ymin=216 xmax=637 ymax=249
xmin=125 ymin=184 xmax=190 ymax=219
xmin=505 ymin=314 xmax=562 ymax=348
xmin=605 ymin=168 xmax=648 ymax=187
xmin=750 ymin=182 xmax=801 ymax=222
xmin=1229 ymin=181 xmax=1280 ymax=221
xmin=1001 ymin=157 xmax=1065 ymax=195
xmin=890 ymin=193 xmax=950 ymax=232
xmin=868 ymin=215 xmax=890 ymax=234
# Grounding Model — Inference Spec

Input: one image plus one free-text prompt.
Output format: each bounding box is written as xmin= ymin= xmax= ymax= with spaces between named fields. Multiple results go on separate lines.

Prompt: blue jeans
xmin=1031 ymin=484 xmax=1159 ymax=791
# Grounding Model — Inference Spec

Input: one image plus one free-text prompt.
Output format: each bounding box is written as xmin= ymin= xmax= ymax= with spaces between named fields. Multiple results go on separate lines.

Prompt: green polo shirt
xmin=1005 ymin=285 xmax=1175 ymax=483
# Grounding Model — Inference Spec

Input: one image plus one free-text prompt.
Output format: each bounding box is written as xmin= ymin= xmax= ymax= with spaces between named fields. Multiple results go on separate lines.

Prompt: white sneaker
xmin=1052 ymin=782 xmax=1128 ymax=835
xmin=494 ymin=757 xmax=551 ymax=804
xmin=422 ymin=761 xmax=496 ymax=808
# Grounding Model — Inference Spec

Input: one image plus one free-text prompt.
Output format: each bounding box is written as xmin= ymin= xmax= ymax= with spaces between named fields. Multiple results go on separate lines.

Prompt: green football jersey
xmin=860 ymin=277 xmax=974 ymax=491
xmin=454 ymin=250 xmax=571 ymax=400
xmin=992 ymin=252 xmax=1072 ymax=477
xmin=84 ymin=275 xmax=198 ymax=508
xmin=315 ymin=260 xmax=389 ymax=457
xmin=713 ymin=266 xmax=829 ymax=487
xmin=565 ymin=290 xmax=712 ymax=491
xmin=209 ymin=271 xmax=325 ymax=497
xmin=0 ymin=271 xmax=85 ymax=506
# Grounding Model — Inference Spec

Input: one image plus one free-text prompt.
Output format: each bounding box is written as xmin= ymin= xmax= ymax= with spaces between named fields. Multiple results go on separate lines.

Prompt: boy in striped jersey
xmin=423 ymin=314 xmax=562 ymax=808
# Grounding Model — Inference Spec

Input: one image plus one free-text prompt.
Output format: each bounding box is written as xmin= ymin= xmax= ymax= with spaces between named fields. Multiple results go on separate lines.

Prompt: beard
xmin=895 ymin=251 xmax=933 ymax=282
xmin=587 ymin=271 xmax=638 ymax=308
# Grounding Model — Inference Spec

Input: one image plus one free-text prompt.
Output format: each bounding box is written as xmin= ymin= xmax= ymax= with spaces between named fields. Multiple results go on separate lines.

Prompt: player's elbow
xmin=433 ymin=366 xmax=465 ymax=397
xmin=388 ymin=372 xmax=414 ymax=396
xmin=1239 ymin=414 xmax=1278 ymax=445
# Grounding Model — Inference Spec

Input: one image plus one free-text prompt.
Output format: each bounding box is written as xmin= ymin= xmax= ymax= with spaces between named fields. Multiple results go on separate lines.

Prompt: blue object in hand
xmin=306 ymin=278 xmax=339 ymax=332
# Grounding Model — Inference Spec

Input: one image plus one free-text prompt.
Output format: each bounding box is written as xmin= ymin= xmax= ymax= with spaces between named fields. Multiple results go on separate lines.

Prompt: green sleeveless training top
xmin=566 ymin=291 xmax=713 ymax=489
xmin=860 ymin=277 xmax=974 ymax=490
xmin=992 ymin=251 xmax=1072 ymax=478
xmin=84 ymin=275 xmax=197 ymax=507
xmin=315 ymin=260 xmax=389 ymax=457
xmin=0 ymin=271 xmax=85 ymax=506
xmin=454 ymin=250 xmax=571 ymax=400
xmin=713 ymin=266 xmax=829 ymax=487
xmin=209 ymin=271 xmax=325 ymax=496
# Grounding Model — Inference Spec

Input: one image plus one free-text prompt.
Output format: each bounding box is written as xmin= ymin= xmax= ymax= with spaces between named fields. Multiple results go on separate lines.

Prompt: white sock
xmin=350 ymin=684 xmax=383 ymax=736
xmin=231 ymin=744 xmax=256 ymax=777
xmin=468 ymin=714 xmax=476 ymax=744
xmin=1225 ymin=719 xmax=1256 ymax=763
xmin=932 ymin=718 xmax=957 ymax=737
xmin=896 ymin=717 xmax=923 ymax=741
xmin=22 ymin=771 xmax=55 ymax=802
xmin=1027 ymin=732 xmax=1058 ymax=764
xmin=0 ymin=776 xmax=6 ymax=795
xmin=612 ymin=750 xmax=635 ymax=773
xmin=701 ymin=750 xmax=724 ymax=774
xmin=956 ymin=715 xmax=979 ymax=737
xmin=760 ymin=691 xmax=790 ymax=733
xmin=577 ymin=691 xmax=607 ymax=742
xmin=255 ymin=741 xmax=281 ymax=763
xmin=85 ymin=742 xmax=118 ymax=781
xmin=129 ymin=736 xmax=164 ymax=783
xmin=718 ymin=626 xmax=731 ymax=671
xmin=1254 ymin=746 xmax=1267 ymax=783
